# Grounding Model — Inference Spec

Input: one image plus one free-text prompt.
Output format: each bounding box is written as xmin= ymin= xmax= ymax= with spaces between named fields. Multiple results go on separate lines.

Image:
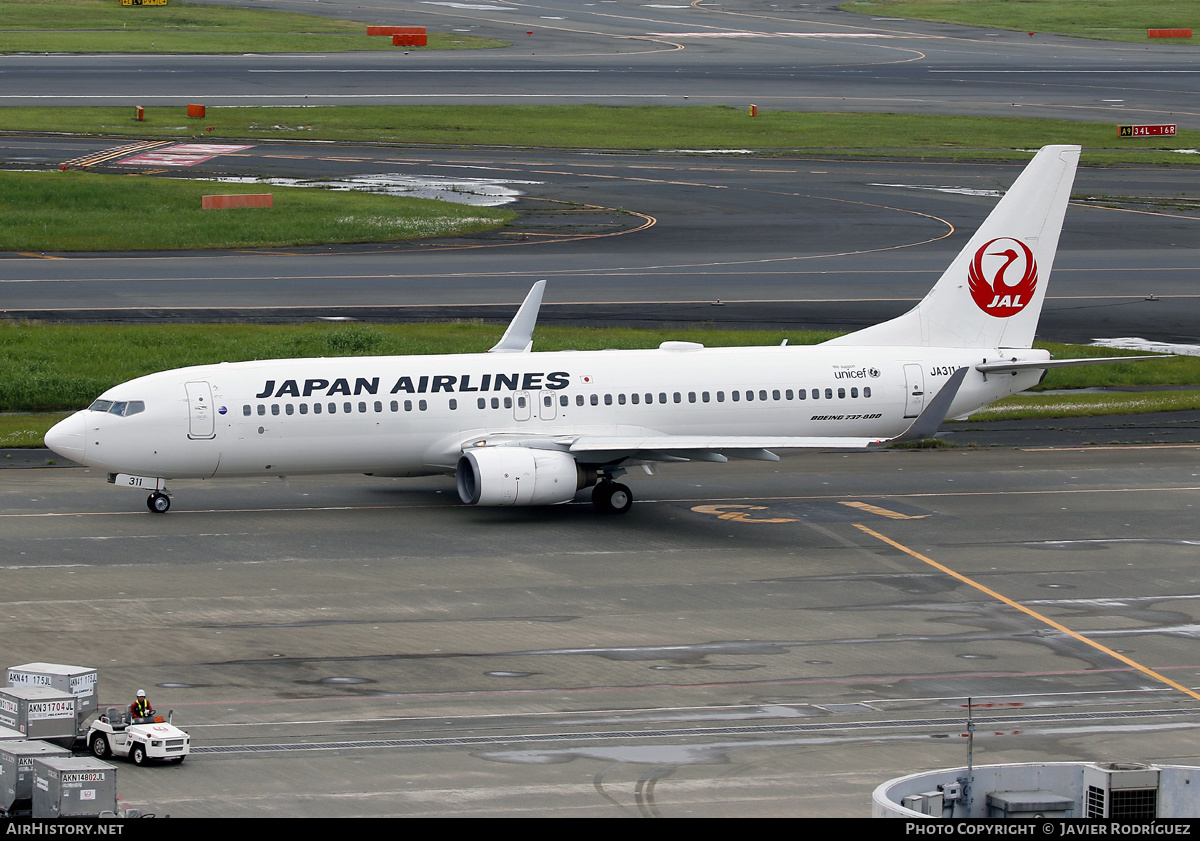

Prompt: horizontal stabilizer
xmin=976 ymin=355 xmax=1172 ymax=374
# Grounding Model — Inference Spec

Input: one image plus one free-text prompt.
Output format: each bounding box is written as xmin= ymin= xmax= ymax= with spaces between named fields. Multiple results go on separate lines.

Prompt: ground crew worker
xmin=130 ymin=689 xmax=153 ymax=720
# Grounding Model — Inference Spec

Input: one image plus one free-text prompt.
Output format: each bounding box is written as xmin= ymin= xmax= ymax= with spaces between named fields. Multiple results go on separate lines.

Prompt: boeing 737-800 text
xmin=44 ymin=146 xmax=1156 ymax=514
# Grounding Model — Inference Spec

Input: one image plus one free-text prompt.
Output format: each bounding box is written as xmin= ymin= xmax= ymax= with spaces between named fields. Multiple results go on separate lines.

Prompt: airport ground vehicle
xmin=86 ymin=707 xmax=189 ymax=766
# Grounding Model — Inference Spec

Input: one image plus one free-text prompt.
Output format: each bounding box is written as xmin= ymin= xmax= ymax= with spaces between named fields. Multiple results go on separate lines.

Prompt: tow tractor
xmin=87 ymin=706 xmax=190 ymax=766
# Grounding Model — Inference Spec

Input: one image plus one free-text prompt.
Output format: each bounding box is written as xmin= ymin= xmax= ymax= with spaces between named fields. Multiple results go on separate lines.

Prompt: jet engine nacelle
xmin=456 ymin=447 xmax=587 ymax=506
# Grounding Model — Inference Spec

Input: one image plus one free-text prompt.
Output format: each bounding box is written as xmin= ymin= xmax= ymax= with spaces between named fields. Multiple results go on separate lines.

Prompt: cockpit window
xmin=87 ymin=399 xmax=145 ymax=417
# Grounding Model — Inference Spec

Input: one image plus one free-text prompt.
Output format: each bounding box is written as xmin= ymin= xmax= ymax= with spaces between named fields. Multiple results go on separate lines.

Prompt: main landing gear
xmin=592 ymin=480 xmax=633 ymax=515
xmin=146 ymin=491 xmax=171 ymax=514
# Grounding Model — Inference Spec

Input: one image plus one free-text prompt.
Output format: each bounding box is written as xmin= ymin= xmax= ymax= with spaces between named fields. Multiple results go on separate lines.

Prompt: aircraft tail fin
xmin=827 ymin=145 xmax=1080 ymax=349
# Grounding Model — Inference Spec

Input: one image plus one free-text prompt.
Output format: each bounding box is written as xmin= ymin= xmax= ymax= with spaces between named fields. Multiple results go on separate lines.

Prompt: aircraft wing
xmin=565 ymin=435 xmax=883 ymax=463
xmin=452 ymin=367 xmax=970 ymax=466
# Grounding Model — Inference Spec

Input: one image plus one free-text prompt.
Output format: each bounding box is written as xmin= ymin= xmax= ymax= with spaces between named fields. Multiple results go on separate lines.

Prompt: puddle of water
xmin=199 ymin=173 xmax=541 ymax=207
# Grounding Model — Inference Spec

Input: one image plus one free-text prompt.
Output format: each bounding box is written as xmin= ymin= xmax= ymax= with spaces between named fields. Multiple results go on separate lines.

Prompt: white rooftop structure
xmin=873 ymin=762 xmax=1200 ymax=819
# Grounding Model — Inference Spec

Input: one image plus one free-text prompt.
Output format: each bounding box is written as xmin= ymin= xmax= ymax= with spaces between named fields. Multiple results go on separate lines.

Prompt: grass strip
xmin=0 ymin=322 xmax=840 ymax=412
xmin=1 ymin=321 xmax=1191 ymax=414
xmin=5 ymin=106 xmax=1197 ymax=165
xmin=840 ymin=0 xmax=1199 ymax=45
xmin=0 ymin=414 xmax=69 ymax=450
xmin=965 ymin=390 xmax=1200 ymax=422
xmin=0 ymin=0 xmax=504 ymax=53
xmin=0 ymin=170 xmax=514 ymax=251
xmin=1028 ymin=343 xmax=1200 ymax=390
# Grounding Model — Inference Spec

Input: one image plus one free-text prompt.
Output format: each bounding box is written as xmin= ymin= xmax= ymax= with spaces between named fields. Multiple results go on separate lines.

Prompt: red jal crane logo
xmin=968 ymin=237 xmax=1037 ymax=318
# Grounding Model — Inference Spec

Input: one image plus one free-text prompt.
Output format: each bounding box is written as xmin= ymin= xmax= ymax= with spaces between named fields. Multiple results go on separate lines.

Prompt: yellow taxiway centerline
xmin=854 ymin=522 xmax=1200 ymax=703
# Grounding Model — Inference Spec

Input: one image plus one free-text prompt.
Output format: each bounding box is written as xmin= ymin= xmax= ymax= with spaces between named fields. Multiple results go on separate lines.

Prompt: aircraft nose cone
xmin=45 ymin=413 xmax=86 ymax=463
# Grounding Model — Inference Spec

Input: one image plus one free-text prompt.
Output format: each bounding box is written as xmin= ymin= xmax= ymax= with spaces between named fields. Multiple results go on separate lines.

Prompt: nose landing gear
xmin=147 ymin=491 xmax=171 ymax=514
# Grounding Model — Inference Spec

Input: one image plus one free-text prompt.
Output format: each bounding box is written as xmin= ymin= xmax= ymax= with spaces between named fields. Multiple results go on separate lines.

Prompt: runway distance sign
xmin=1118 ymin=124 xmax=1176 ymax=137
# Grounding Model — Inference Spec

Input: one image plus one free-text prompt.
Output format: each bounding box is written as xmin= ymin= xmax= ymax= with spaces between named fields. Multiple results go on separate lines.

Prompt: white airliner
xmin=43 ymin=145 xmax=1157 ymax=514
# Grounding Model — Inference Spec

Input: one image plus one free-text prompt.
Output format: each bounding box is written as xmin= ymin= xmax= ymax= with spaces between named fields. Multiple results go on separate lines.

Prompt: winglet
xmin=888 ymin=366 xmax=969 ymax=444
xmin=487 ymin=280 xmax=546 ymax=354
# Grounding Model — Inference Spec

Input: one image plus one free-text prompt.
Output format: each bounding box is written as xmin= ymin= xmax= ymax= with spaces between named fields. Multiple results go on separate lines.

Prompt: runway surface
xmin=3 ymin=140 xmax=1199 ymax=343
xmin=4 ymin=445 xmax=1200 ymax=816
xmin=5 ymin=0 xmax=1200 ymax=129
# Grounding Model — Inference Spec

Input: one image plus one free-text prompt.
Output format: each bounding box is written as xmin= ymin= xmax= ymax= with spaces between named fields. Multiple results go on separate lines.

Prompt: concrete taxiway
xmin=3 ymin=142 xmax=1198 ymax=343
xmin=6 ymin=0 xmax=1200 ymax=129
xmin=3 ymin=443 xmax=1199 ymax=816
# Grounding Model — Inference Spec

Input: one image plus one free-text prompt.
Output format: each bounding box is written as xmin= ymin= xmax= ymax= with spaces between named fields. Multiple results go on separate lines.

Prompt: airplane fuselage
xmin=50 ymin=343 xmax=1046 ymax=481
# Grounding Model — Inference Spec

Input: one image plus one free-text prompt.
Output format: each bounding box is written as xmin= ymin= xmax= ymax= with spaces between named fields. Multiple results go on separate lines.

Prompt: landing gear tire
xmin=90 ymin=733 xmax=110 ymax=759
xmin=592 ymin=482 xmax=633 ymax=515
xmin=131 ymin=744 xmax=148 ymax=767
xmin=147 ymin=492 xmax=170 ymax=514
